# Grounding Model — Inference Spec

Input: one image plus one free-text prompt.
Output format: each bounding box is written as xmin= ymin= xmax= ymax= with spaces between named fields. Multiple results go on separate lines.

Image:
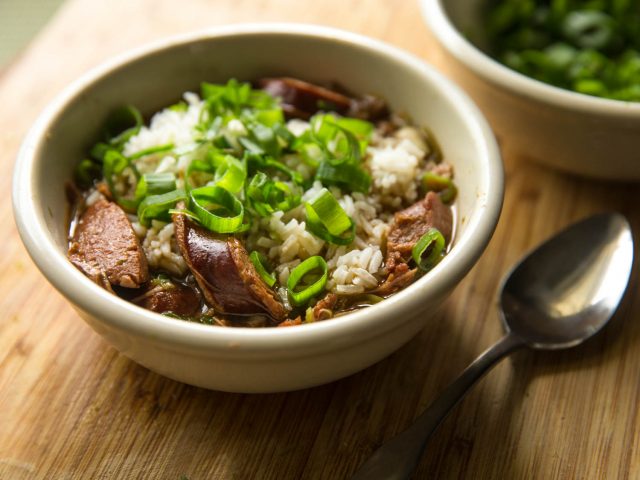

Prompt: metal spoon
xmin=352 ymin=213 xmax=634 ymax=480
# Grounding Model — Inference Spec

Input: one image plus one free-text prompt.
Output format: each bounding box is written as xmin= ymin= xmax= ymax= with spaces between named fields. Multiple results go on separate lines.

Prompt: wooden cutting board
xmin=0 ymin=0 xmax=638 ymax=478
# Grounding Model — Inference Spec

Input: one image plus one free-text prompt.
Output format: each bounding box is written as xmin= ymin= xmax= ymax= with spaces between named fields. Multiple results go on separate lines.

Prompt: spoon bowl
xmin=352 ymin=213 xmax=634 ymax=480
xmin=501 ymin=213 xmax=634 ymax=349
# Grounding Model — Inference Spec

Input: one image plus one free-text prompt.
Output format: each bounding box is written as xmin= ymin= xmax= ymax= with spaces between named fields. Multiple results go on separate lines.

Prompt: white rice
xmin=139 ymin=220 xmax=188 ymax=277
xmin=265 ymin=212 xmax=325 ymax=263
xmin=117 ymin=93 xmax=435 ymax=295
xmin=325 ymin=246 xmax=384 ymax=294
xmin=85 ymin=189 xmax=104 ymax=207
xmin=123 ymin=93 xmax=203 ymax=159
xmin=367 ymin=137 xmax=424 ymax=206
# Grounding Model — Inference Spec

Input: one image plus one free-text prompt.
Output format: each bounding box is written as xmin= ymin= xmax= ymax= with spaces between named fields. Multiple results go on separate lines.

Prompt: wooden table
xmin=1 ymin=0 xmax=638 ymax=478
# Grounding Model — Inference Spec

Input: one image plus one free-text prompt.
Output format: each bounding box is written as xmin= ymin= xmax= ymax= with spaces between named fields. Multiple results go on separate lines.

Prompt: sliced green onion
xmin=315 ymin=161 xmax=371 ymax=194
xmin=137 ymin=189 xmax=187 ymax=226
xmin=574 ymin=78 xmax=607 ymax=96
xmin=103 ymin=149 xmax=139 ymax=211
xmin=245 ymin=152 xmax=304 ymax=186
xmin=74 ymin=159 xmax=101 ymax=188
xmin=189 ymin=185 xmax=245 ymax=233
xmin=306 ymin=214 xmax=356 ymax=246
xmin=264 ymin=158 xmax=305 ymax=186
xmin=246 ymin=88 xmax=280 ymax=110
xmin=246 ymin=173 xmax=272 ymax=216
xmin=168 ymin=101 xmax=188 ymax=112
xmin=246 ymin=172 xmax=300 ymax=216
xmin=292 ymin=114 xmax=373 ymax=170
xmin=186 ymin=157 xmax=216 ymax=191
xmin=90 ymin=142 xmax=110 ymax=162
xmin=562 ymin=11 xmax=615 ymax=50
xmin=237 ymin=119 xmax=289 ymax=157
xmin=304 ymin=188 xmax=355 ymax=245
xmin=249 ymin=251 xmax=276 ymax=288
xmin=311 ymin=115 xmax=362 ymax=163
xmin=167 ymin=207 xmax=200 ymax=223
xmin=195 ymin=114 xmax=224 ymax=142
xmin=330 ymin=125 xmax=365 ymax=163
xmin=305 ymin=188 xmax=351 ymax=236
xmin=246 ymin=171 xmax=268 ymax=198
xmin=186 ymin=152 xmax=247 ymax=193
xmin=201 ymin=79 xmax=251 ymax=113
xmin=268 ymin=182 xmax=298 ymax=212
xmin=246 ymin=121 xmax=279 ymax=157
xmin=103 ymin=149 xmax=129 ymax=177
xmin=135 ymin=172 xmax=177 ymax=200
xmin=211 ymin=154 xmax=246 ymax=193
xmin=105 ymin=105 xmax=143 ymax=146
xmin=333 ymin=117 xmax=374 ymax=140
xmin=310 ymin=114 xmax=338 ymax=142
xmin=128 ymin=143 xmax=174 ymax=160
xmin=253 ymin=108 xmax=285 ymax=128
xmin=200 ymin=79 xmax=279 ymax=121
xmin=273 ymin=123 xmax=295 ymax=145
xmin=412 ymin=228 xmax=446 ymax=272
xmin=287 ymin=256 xmax=328 ymax=306
xmin=292 ymin=138 xmax=324 ymax=167
xmin=421 ymin=172 xmax=458 ymax=204
xmin=238 ymin=137 xmax=265 ymax=154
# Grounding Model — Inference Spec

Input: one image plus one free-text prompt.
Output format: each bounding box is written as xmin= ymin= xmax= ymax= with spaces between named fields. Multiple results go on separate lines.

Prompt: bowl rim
xmin=12 ymin=23 xmax=503 ymax=356
xmin=421 ymin=0 xmax=640 ymax=117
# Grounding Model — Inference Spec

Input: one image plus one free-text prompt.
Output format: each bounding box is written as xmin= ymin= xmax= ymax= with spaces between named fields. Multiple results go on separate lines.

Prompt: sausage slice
xmin=259 ymin=77 xmax=352 ymax=119
xmin=69 ymin=199 xmax=149 ymax=289
xmin=133 ymin=279 xmax=202 ymax=317
xmin=385 ymin=191 xmax=453 ymax=272
xmin=172 ymin=212 xmax=287 ymax=320
xmin=377 ymin=192 xmax=453 ymax=294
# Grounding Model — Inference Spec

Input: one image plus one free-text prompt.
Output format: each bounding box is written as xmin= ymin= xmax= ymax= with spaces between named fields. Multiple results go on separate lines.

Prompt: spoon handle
xmin=350 ymin=332 xmax=524 ymax=480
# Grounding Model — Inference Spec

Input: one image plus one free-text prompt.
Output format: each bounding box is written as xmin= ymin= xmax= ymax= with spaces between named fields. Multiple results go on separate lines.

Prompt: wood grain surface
xmin=0 ymin=0 xmax=638 ymax=478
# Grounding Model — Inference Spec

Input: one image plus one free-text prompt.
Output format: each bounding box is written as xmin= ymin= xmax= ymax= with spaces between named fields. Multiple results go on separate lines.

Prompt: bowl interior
xmin=20 ymin=28 xmax=500 ymax=342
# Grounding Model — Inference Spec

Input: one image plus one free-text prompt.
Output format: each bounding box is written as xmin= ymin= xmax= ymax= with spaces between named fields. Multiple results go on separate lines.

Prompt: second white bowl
xmin=422 ymin=0 xmax=640 ymax=180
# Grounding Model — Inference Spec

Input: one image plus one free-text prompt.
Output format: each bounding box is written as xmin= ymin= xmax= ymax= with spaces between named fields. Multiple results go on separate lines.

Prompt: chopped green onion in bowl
xmin=249 ymin=250 xmax=277 ymax=288
xmin=135 ymin=172 xmax=177 ymax=200
xmin=412 ymin=228 xmax=446 ymax=272
xmin=486 ymin=0 xmax=640 ymax=102
xmin=304 ymin=187 xmax=356 ymax=245
xmin=138 ymin=189 xmax=187 ymax=226
xmin=188 ymin=185 xmax=246 ymax=233
xmin=287 ymin=256 xmax=329 ymax=306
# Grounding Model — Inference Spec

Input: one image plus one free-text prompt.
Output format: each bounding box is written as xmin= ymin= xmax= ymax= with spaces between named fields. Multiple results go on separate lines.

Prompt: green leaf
xmin=104 ymin=105 xmax=143 ymax=146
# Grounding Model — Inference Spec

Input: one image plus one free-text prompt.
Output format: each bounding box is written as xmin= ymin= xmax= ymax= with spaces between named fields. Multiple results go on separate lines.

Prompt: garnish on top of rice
xmin=68 ymin=77 xmax=457 ymax=327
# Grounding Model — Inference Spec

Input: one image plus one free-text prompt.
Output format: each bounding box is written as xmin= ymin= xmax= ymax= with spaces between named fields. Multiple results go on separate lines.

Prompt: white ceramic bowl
xmin=421 ymin=0 xmax=640 ymax=180
xmin=13 ymin=24 xmax=503 ymax=393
